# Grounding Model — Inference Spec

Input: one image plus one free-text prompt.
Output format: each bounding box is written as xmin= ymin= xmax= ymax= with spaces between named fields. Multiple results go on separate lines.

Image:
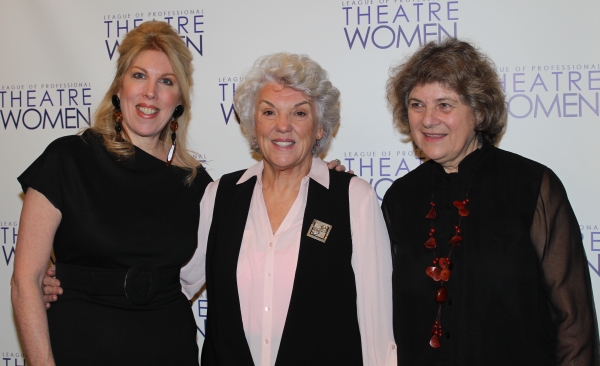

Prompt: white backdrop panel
xmin=1 ymin=0 xmax=599 ymax=363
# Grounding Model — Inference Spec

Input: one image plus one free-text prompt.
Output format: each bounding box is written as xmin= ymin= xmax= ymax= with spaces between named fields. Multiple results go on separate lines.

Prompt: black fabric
xmin=202 ymin=170 xmax=256 ymax=366
xmin=18 ymin=130 xmax=212 ymax=365
xmin=202 ymin=169 xmax=362 ymax=366
xmin=382 ymin=145 xmax=600 ymax=366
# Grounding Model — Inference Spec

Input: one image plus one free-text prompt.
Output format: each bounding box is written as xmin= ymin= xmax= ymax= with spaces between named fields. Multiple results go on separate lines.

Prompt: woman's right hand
xmin=42 ymin=265 xmax=62 ymax=309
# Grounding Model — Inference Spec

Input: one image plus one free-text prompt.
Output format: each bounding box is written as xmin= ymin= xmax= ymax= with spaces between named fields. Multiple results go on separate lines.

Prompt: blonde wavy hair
xmin=89 ymin=20 xmax=198 ymax=184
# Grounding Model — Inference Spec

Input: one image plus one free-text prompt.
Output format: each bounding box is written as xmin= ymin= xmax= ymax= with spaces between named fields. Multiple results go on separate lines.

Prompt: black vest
xmin=202 ymin=169 xmax=363 ymax=366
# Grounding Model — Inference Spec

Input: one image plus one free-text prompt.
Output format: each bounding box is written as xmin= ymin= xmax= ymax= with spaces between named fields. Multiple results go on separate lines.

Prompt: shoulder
xmin=348 ymin=175 xmax=375 ymax=197
xmin=488 ymin=146 xmax=546 ymax=172
xmin=481 ymin=146 xmax=547 ymax=190
xmin=328 ymin=169 xmax=355 ymax=186
xmin=383 ymin=159 xmax=430 ymax=202
xmin=220 ymin=169 xmax=247 ymax=185
xmin=193 ymin=165 xmax=214 ymax=185
xmin=44 ymin=130 xmax=95 ymax=155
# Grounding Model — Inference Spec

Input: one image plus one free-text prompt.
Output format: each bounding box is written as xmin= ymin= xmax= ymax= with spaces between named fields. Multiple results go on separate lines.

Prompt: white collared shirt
xmin=181 ymin=158 xmax=397 ymax=365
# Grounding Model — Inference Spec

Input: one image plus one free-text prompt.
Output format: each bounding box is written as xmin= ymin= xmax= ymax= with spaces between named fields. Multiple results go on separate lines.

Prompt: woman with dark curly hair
xmin=383 ymin=38 xmax=599 ymax=365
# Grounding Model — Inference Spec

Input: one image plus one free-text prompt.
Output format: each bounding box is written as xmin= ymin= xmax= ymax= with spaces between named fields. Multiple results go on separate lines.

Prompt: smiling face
xmin=117 ymin=49 xmax=181 ymax=147
xmin=408 ymin=82 xmax=479 ymax=173
xmin=254 ymin=83 xmax=323 ymax=174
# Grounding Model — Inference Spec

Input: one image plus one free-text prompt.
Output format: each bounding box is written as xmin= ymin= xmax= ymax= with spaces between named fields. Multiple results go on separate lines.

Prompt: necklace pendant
xmin=426 ymin=266 xmax=442 ymax=281
xmin=429 ymin=335 xmax=441 ymax=348
xmin=424 ymin=237 xmax=437 ymax=249
xmin=449 ymin=235 xmax=463 ymax=245
xmin=426 ymin=206 xmax=436 ymax=219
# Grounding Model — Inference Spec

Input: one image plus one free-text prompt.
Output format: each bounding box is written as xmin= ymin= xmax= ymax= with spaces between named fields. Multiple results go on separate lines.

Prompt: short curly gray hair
xmin=387 ymin=38 xmax=507 ymax=145
xmin=234 ymin=53 xmax=340 ymax=156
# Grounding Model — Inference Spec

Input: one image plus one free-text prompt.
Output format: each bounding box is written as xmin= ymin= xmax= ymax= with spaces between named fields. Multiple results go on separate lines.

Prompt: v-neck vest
xmin=202 ymin=169 xmax=363 ymax=366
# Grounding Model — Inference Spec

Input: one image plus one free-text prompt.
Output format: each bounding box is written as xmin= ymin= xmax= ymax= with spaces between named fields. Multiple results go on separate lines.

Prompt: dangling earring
xmin=315 ymin=138 xmax=321 ymax=148
xmin=166 ymin=105 xmax=184 ymax=166
xmin=112 ymin=95 xmax=123 ymax=142
xmin=251 ymin=136 xmax=260 ymax=153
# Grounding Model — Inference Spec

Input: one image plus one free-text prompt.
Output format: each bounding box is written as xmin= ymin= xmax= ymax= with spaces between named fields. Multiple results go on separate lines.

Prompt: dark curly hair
xmin=387 ymin=38 xmax=506 ymax=145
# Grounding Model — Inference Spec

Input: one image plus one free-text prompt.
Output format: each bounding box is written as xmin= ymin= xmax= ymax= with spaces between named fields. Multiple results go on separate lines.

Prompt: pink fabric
xmin=181 ymin=158 xmax=397 ymax=365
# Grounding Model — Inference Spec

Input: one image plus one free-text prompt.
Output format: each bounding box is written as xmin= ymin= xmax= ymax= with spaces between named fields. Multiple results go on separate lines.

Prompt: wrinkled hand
xmin=326 ymin=159 xmax=354 ymax=175
xmin=42 ymin=265 xmax=62 ymax=309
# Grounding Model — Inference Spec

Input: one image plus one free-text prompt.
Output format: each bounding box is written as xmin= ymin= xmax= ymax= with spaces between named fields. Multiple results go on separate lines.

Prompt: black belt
xmin=55 ymin=262 xmax=180 ymax=306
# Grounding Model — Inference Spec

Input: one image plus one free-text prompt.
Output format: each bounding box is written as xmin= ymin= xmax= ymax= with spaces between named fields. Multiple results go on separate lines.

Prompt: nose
xmin=275 ymin=114 xmax=292 ymax=133
xmin=422 ymin=106 xmax=439 ymax=128
xmin=144 ymin=83 xmax=156 ymax=99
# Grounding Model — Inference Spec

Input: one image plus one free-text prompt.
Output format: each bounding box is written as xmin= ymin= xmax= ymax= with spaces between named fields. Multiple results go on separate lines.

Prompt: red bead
xmin=430 ymin=335 xmax=441 ymax=348
xmin=465 ymin=198 xmax=470 ymax=203
xmin=455 ymin=228 xmax=461 ymax=233
xmin=424 ymin=237 xmax=437 ymax=249
xmin=426 ymin=266 xmax=442 ymax=281
xmin=440 ymin=269 xmax=450 ymax=281
xmin=453 ymin=200 xmax=464 ymax=209
xmin=438 ymin=258 xmax=449 ymax=269
xmin=448 ymin=235 xmax=463 ymax=245
xmin=435 ymin=286 xmax=448 ymax=303
xmin=426 ymin=207 xmax=437 ymax=219
xmin=458 ymin=208 xmax=469 ymax=217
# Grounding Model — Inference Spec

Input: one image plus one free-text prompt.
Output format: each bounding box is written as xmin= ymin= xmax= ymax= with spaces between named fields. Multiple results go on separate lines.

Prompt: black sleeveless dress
xmin=18 ymin=130 xmax=212 ymax=365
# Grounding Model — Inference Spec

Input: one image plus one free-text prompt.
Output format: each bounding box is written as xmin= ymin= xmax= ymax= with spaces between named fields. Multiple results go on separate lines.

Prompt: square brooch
xmin=306 ymin=219 xmax=332 ymax=243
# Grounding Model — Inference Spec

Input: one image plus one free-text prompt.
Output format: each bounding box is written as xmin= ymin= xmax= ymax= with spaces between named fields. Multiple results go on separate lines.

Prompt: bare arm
xmin=11 ymin=188 xmax=61 ymax=366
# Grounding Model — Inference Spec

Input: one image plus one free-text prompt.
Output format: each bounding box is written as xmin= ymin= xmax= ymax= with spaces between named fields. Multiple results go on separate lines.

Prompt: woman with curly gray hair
xmin=181 ymin=53 xmax=397 ymax=365
xmin=382 ymin=38 xmax=599 ymax=365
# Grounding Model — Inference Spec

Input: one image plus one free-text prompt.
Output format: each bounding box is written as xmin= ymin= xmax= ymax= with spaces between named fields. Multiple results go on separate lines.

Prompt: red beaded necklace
xmin=424 ymin=164 xmax=475 ymax=349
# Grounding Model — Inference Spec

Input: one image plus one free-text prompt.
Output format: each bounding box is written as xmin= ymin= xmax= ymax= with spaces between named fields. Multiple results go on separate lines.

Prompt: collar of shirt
xmin=236 ymin=157 xmax=330 ymax=189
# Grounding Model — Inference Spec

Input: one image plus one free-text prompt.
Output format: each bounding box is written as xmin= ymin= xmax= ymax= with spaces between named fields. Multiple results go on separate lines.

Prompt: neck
xmin=261 ymin=157 xmax=313 ymax=192
xmin=130 ymin=136 xmax=167 ymax=162
xmin=441 ymin=138 xmax=479 ymax=174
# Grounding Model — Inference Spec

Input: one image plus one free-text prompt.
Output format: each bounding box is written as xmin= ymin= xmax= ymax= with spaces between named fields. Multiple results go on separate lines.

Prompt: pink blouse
xmin=181 ymin=158 xmax=397 ymax=365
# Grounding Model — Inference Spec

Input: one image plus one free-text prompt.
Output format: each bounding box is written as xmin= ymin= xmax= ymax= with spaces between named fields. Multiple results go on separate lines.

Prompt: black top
xmin=18 ymin=130 xmax=212 ymax=365
xmin=382 ymin=145 xmax=599 ymax=366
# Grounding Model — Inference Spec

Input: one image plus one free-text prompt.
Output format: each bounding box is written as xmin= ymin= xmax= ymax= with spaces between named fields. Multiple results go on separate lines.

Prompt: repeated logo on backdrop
xmin=1 ymin=351 xmax=25 ymax=366
xmin=195 ymin=298 xmax=208 ymax=338
xmin=218 ymin=77 xmax=244 ymax=125
xmin=345 ymin=149 xmax=425 ymax=200
xmin=342 ymin=0 xmax=460 ymax=50
xmin=103 ymin=9 xmax=205 ymax=60
xmin=0 ymin=83 xmax=92 ymax=131
xmin=0 ymin=220 xmax=17 ymax=267
xmin=582 ymin=224 xmax=600 ymax=277
xmin=499 ymin=64 xmax=600 ymax=119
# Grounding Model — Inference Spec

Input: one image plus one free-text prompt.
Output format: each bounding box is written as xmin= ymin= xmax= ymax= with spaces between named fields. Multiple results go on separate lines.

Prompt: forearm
xmin=11 ymin=276 xmax=55 ymax=366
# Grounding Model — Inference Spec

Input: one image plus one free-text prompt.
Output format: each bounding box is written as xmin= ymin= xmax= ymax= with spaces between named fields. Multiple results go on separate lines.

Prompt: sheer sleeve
xmin=530 ymin=168 xmax=600 ymax=365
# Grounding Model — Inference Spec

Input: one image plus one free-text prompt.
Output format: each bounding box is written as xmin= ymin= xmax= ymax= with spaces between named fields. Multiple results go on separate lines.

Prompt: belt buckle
xmin=124 ymin=262 xmax=160 ymax=306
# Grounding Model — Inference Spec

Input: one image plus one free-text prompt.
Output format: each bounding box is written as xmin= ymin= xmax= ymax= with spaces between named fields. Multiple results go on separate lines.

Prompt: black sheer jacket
xmin=382 ymin=145 xmax=599 ymax=365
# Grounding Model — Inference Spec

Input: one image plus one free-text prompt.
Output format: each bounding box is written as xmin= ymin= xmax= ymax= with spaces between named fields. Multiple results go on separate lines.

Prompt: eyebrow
xmin=408 ymin=96 xmax=459 ymax=103
xmin=259 ymin=100 xmax=310 ymax=108
xmin=130 ymin=66 xmax=176 ymax=78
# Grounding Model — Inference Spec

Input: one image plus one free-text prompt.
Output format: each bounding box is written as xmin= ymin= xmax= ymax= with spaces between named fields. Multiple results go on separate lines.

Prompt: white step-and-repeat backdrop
xmin=1 ymin=0 xmax=599 ymax=363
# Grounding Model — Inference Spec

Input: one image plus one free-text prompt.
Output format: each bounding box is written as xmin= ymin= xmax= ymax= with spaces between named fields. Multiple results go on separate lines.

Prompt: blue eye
xmin=161 ymin=78 xmax=174 ymax=86
xmin=133 ymin=72 xmax=145 ymax=79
